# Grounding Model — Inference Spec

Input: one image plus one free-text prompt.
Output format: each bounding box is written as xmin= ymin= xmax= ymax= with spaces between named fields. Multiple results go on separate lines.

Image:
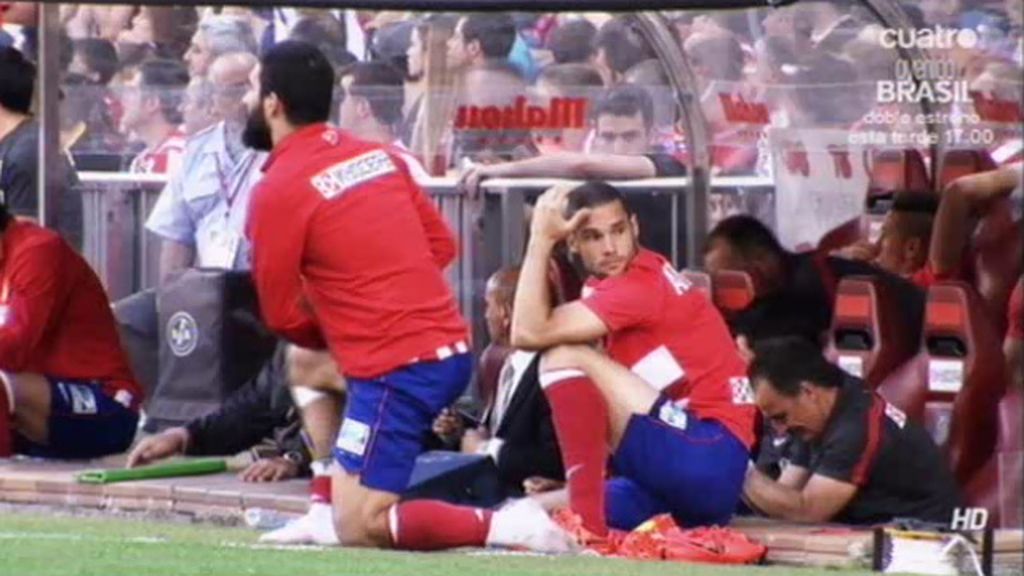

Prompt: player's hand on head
xmin=531 ymin=183 xmax=590 ymax=242
xmin=240 ymin=457 xmax=299 ymax=483
xmin=125 ymin=428 xmax=189 ymax=468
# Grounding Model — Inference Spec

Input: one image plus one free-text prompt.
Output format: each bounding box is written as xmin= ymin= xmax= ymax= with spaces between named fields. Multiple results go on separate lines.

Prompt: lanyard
xmin=213 ymin=151 xmax=256 ymax=215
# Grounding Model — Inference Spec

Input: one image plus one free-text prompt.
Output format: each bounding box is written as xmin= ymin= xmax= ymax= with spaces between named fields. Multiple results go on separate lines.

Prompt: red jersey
xmin=0 ymin=221 xmax=141 ymax=409
xmin=246 ymin=124 xmax=468 ymax=379
xmin=130 ymin=128 xmax=186 ymax=175
xmin=1009 ymin=278 xmax=1023 ymax=342
xmin=581 ymin=248 xmax=757 ymax=448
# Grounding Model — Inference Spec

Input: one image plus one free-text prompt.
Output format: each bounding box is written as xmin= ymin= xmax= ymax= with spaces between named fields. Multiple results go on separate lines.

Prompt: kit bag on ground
xmin=147 ymin=268 xmax=277 ymax=431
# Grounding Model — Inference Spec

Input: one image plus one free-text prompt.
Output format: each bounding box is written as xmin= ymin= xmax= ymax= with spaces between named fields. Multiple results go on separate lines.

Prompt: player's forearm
xmin=510 ymin=235 xmax=557 ymax=350
xmin=489 ymin=153 xmax=653 ymax=181
xmin=743 ymin=467 xmax=818 ymax=522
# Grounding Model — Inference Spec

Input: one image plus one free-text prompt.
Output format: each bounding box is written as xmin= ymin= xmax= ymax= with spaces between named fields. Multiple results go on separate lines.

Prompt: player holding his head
xmin=509 ymin=182 xmax=757 ymax=546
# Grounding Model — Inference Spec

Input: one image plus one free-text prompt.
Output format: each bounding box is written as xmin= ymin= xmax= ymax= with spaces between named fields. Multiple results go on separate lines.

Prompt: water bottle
xmin=244 ymin=508 xmax=290 ymax=531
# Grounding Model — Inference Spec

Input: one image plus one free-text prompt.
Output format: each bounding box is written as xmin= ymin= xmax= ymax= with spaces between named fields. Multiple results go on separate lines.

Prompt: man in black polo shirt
xmin=0 ymin=46 xmax=82 ymax=250
xmin=704 ymin=214 xmax=924 ymax=348
xmin=742 ymin=337 xmax=960 ymax=525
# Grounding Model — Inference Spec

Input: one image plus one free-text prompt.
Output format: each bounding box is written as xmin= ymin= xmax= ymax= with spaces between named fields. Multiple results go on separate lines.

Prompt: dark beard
xmin=241 ymin=106 xmax=273 ymax=151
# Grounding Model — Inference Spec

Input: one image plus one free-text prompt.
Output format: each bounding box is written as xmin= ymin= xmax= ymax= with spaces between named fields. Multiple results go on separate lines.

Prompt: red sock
xmin=310 ymin=475 xmax=331 ymax=505
xmin=0 ymin=380 xmax=12 ymax=457
xmin=389 ymin=500 xmax=492 ymax=551
xmin=541 ymin=370 xmax=609 ymax=536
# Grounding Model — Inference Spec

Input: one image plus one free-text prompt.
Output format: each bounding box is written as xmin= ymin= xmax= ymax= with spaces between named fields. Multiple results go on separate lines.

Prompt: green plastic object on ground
xmin=76 ymin=459 xmax=228 ymax=484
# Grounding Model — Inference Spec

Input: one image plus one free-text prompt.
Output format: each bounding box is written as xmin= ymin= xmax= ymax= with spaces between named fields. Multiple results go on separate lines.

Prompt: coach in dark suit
xmin=433 ymin=267 xmax=564 ymax=497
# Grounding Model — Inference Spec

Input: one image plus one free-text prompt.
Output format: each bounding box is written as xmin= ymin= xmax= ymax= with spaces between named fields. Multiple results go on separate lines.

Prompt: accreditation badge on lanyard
xmin=203 ymin=153 xmax=253 ymax=269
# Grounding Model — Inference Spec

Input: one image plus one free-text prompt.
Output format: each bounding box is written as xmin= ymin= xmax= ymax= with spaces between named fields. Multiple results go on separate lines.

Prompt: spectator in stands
xmin=743 ymin=337 xmax=961 ymax=525
xmin=404 ymin=14 xmax=459 ymax=166
xmin=432 ymin=267 xmax=564 ymax=498
xmin=337 ymin=61 xmax=428 ymax=180
xmin=532 ymin=63 xmax=604 ymax=154
xmin=0 ymin=201 xmax=142 ymax=459
xmin=184 ymin=15 xmax=257 ymax=78
xmin=593 ymin=16 xmax=654 ymax=86
xmin=0 ymin=46 xmax=82 ymax=250
xmin=684 ymin=29 xmax=764 ymax=176
xmin=148 ymin=50 xmax=263 ymax=277
xmin=113 ymin=51 xmax=265 ymax=405
xmin=789 ymin=52 xmax=869 ymax=128
xmin=68 ymin=38 xmax=119 ymax=86
xmin=63 ymin=37 xmax=131 ymax=172
xmin=453 ymin=60 xmax=533 ymax=163
xmin=459 ymin=84 xmax=686 ymax=196
xmin=289 ymin=15 xmax=357 ymax=73
xmin=116 ymin=6 xmax=198 ymax=62
xmin=546 ymin=19 xmax=596 ymax=65
xmin=180 ymin=77 xmax=216 ymax=136
xmin=126 ymin=345 xmax=315 ymax=483
xmin=447 ymin=13 xmax=517 ymax=72
xmin=122 ymin=59 xmax=189 ymax=175
xmin=703 ymin=215 xmax=924 ymax=349
xmin=63 ymin=5 xmax=136 ymax=43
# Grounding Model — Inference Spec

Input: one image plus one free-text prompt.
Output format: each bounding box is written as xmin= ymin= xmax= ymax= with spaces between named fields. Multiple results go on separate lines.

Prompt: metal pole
xmin=36 ymin=3 xmax=62 ymax=228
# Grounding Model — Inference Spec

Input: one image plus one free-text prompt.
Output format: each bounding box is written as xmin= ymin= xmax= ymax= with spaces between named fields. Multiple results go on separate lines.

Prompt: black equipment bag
xmin=147 ymin=268 xmax=277 ymax=431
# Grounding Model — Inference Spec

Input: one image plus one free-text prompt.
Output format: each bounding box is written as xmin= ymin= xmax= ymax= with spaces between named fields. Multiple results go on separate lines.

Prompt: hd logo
xmin=167 ymin=311 xmax=199 ymax=358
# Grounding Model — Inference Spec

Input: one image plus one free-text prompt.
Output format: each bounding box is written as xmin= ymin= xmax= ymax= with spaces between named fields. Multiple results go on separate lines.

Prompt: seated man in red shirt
xmin=837 ymin=162 xmax=1022 ymax=289
xmin=0 ymin=204 xmax=142 ymax=457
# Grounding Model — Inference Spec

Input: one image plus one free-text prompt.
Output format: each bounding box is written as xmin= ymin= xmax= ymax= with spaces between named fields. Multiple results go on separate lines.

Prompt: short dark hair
xmin=748 ymin=336 xmax=847 ymax=397
xmin=595 ymin=16 xmax=653 ymax=76
xmin=342 ymin=61 xmax=405 ymax=127
xmin=889 ymin=191 xmax=938 ymax=246
xmin=260 ymin=41 xmax=335 ymax=126
xmin=461 ymin=14 xmax=517 ymax=59
xmin=547 ymin=19 xmax=597 ymax=64
xmin=72 ymin=38 xmax=119 ymax=85
xmin=705 ymin=214 xmax=786 ymax=260
xmin=594 ymin=84 xmax=655 ymax=130
xmin=289 ymin=15 xmax=357 ymax=72
xmin=138 ymin=59 xmax=189 ymax=125
xmin=538 ymin=63 xmax=604 ymax=92
xmin=0 ymin=46 xmax=35 ymax=114
xmin=567 ymin=181 xmax=634 ymax=218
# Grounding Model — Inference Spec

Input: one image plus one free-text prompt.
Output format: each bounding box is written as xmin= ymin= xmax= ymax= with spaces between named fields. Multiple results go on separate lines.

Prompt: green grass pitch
xmin=0 ymin=512 xmax=882 ymax=576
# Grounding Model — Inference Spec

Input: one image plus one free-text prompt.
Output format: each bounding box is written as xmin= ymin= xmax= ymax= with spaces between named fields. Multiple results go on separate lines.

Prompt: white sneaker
xmin=259 ymin=502 xmax=340 ymax=546
xmin=486 ymin=498 xmax=579 ymax=554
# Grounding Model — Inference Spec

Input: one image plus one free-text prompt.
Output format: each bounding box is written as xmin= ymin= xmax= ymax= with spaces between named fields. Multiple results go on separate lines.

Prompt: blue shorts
xmin=606 ymin=397 xmax=749 ymax=530
xmin=334 ymin=354 xmax=472 ymax=493
xmin=15 ymin=379 xmax=139 ymax=459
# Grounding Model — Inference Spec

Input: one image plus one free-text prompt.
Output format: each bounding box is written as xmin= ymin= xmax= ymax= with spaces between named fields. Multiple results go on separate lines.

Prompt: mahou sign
xmin=455 ymin=97 xmax=588 ymax=131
